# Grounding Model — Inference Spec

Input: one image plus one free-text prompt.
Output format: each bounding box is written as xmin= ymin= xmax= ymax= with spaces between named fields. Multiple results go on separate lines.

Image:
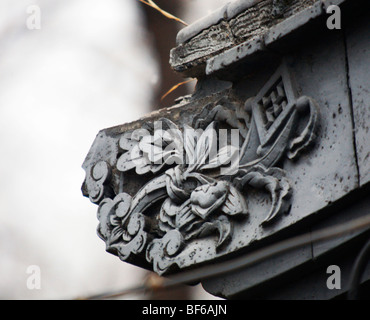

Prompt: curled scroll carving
xmin=97 ymin=193 xmax=150 ymax=261
xmin=83 ymin=161 xmax=113 ymax=204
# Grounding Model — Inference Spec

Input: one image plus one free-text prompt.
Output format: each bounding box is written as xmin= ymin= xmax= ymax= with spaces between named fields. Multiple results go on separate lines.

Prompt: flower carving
xmin=85 ymin=65 xmax=319 ymax=275
xmin=190 ymin=181 xmax=229 ymax=219
xmin=97 ymin=193 xmax=149 ymax=261
xmin=114 ymin=119 xmax=249 ymax=273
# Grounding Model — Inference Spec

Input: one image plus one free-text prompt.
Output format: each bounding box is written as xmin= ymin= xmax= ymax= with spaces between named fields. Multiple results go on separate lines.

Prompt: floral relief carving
xmin=84 ymin=64 xmax=320 ymax=275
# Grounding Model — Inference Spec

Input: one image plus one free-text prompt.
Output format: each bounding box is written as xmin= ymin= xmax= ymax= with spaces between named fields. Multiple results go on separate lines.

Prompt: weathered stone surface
xmin=264 ymin=1 xmax=323 ymax=49
xmin=203 ymin=186 xmax=370 ymax=299
xmin=282 ymin=33 xmax=359 ymax=221
xmin=345 ymin=14 xmax=370 ymax=186
xmin=206 ymin=35 xmax=269 ymax=77
xmin=175 ymin=3 xmax=230 ymax=46
xmin=170 ymin=21 xmax=235 ymax=76
xmin=170 ymin=0 xmax=333 ymax=77
xmin=175 ymin=0 xmax=318 ymax=46
xmin=228 ymin=0 xmax=273 ymax=42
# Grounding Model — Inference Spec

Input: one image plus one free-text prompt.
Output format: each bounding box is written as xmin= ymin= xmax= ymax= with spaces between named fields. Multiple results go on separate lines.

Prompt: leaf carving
xmin=183 ymin=124 xmax=198 ymax=167
xmin=221 ymin=185 xmax=248 ymax=216
xmin=235 ymin=165 xmax=291 ymax=224
xmin=187 ymin=215 xmax=232 ymax=248
xmin=186 ymin=122 xmax=216 ymax=173
xmin=201 ymin=145 xmax=239 ymax=170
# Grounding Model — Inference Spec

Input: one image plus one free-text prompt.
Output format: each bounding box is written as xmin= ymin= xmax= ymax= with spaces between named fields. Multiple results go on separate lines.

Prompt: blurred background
xmin=0 ymin=0 xmax=231 ymax=299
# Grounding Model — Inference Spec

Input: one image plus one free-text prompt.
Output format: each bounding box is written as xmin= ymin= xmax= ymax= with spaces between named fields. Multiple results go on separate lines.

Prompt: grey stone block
xmin=264 ymin=1 xmax=323 ymax=49
xmin=176 ymin=4 xmax=229 ymax=46
xmin=170 ymin=0 xmax=327 ymax=77
xmin=345 ymin=14 xmax=370 ymax=186
xmin=206 ymin=35 xmax=267 ymax=75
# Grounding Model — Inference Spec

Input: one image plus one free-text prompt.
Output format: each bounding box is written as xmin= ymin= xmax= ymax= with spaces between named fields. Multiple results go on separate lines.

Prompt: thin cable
xmin=76 ymin=285 xmax=148 ymax=300
xmin=78 ymin=214 xmax=370 ymax=300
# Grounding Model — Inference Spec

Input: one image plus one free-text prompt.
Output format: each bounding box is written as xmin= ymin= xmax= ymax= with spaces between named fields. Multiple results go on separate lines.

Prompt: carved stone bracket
xmin=82 ymin=63 xmax=319 ymax=275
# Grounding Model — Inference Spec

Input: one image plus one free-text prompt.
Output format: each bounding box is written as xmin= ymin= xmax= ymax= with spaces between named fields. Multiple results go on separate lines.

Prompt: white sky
xmin=0 ymin=0 xmax=229 ymax=300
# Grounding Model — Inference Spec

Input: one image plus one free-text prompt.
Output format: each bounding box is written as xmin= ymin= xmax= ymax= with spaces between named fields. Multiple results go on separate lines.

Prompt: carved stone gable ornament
xmin=82 ymin=0 xmax=370 ymax=299
xmin=82 ymin=62 xmax=319 ymax=275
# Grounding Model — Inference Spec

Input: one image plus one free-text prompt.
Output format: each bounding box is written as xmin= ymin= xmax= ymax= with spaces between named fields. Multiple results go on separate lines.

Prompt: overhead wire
xmin=76 ymin=214 xmax=370 ymax=300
